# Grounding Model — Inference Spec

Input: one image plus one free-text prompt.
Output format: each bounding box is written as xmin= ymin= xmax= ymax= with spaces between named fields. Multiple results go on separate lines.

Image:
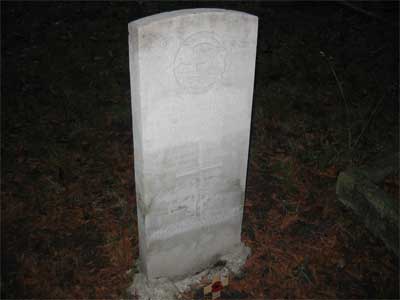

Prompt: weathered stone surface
xmin=336 ymin=153 xmax=399 ymax=255
xmin=357 ymin=152 xmax=399 ymax=184
xmin=128 ymin=8 xmax=258 ymax=281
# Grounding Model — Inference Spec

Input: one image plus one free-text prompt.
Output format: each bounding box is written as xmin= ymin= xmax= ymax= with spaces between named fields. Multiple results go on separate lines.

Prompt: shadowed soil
xmin=2 ymin=1 xmax=398 ymax=299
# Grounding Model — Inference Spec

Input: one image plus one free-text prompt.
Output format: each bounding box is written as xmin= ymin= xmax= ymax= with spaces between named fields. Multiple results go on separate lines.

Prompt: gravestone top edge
xmin=128 ymin=8 xmax=258 ymax=28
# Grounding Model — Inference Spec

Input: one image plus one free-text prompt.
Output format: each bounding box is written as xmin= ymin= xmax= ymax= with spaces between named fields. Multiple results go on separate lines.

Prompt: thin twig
xmin=321 ymin=52 xmax=352 ymax=152
xmin=339 ymin=1 xmax=397 ymax=28
xmin=352 ymin=93 xmax=386 ymax=149
xmin=339 ymin=1 xmax=386 ymax=22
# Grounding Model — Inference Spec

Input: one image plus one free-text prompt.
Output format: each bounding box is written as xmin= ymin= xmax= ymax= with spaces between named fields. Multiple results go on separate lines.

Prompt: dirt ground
xmin=2 ymin=1 xmax=399 ymax=299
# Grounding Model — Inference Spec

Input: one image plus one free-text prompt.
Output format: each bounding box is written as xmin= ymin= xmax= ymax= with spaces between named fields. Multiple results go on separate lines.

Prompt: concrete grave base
xmin=128 ymin=243 xmax=250 ymax=300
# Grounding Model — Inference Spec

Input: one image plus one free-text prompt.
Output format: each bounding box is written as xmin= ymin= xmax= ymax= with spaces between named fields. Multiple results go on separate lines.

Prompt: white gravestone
xmin=128 ymin=8 xmax=258 ymax=280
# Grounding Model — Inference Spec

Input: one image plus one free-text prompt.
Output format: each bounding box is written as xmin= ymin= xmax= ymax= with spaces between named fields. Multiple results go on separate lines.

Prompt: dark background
xmin=2 ymin=1 xmax=399 ymax=299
